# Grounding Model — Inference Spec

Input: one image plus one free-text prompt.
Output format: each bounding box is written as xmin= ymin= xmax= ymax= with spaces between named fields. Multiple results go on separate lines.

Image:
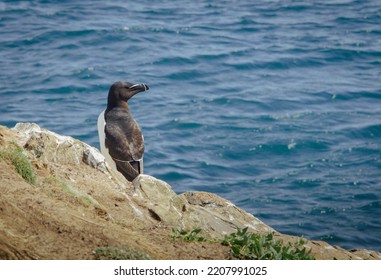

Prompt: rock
xmin=133 ymin=175 xmax=186 ymax=225
xmin=12 ymin=123 xmax=108 ymax=172
xmin=180 ymin=191 xmax=274 ymax=236
xmin=133 ymin=175 xmax=274 ymax=238
xmin=349 ymin=249 xmax=381 ymax=260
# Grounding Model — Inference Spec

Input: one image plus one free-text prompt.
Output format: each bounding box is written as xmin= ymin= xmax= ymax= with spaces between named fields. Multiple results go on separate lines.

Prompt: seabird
xmin=97 ymin=81 xmax=149 ymax=181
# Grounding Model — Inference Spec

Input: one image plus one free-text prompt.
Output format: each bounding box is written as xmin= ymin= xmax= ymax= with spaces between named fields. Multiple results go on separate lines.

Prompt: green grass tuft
xmin=222 ymin=227 xmax=315 ymax=260
xmin=94 ymin=246 xmax=152 ymax=260
xmin=0 ymin=143 xmax=36 ymax=185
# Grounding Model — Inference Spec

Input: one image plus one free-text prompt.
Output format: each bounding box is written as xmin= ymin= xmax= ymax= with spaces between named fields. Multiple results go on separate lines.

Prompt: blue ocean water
xmin=1 ymin=0 xmax=380 ymax=251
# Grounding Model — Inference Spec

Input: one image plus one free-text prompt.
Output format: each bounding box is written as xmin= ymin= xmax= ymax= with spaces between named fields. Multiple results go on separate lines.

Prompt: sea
xmin=1 ymin=0 xmax=380 ymax=252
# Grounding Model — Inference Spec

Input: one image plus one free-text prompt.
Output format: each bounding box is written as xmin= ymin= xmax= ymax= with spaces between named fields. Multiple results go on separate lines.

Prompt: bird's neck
xmin=106 ymin=101 xmax=129 ymax=112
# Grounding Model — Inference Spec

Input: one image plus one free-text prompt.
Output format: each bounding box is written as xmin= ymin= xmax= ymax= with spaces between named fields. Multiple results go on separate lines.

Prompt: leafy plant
xmin=222 ymin=227 xmax=314 ymax=260
xmin=0 ymin=143 xmax=36 ymax=185
xmin=172 ymin=227 xmax=206 ymax=242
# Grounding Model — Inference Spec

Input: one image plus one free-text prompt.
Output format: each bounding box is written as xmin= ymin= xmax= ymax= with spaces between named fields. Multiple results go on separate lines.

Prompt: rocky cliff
xmin=0 ymin=123 xmax=380 ymax=260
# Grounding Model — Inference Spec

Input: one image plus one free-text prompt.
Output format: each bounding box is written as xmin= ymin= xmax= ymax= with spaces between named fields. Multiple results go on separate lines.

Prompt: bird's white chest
xmin=97 ymin=110 xmax=117 ymax=171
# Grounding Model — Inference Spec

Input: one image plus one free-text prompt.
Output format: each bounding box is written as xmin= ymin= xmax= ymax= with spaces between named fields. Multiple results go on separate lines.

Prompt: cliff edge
xmin=0 ymin=123 xmax=380 ymax=260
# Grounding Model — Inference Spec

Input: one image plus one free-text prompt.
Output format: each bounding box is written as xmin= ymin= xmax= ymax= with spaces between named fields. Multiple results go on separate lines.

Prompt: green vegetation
xmin=222 ymin=227 xmax=315 ymax=260
xmin=94 ymin=246 xmax=152 ymax=260
xmin=172 ymin=227 xmax=315 ymax=260
xmin=172 ymin=227 xmax=206 ymax=242
xmin=0 ymin=142 xmax=36 ymax=184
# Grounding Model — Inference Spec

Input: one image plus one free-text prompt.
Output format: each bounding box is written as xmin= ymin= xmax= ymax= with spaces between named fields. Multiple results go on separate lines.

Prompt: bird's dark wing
xmin=113 ymin=159 xmax=140 ymax=181
xmin=104 ymin=124 xmax=144 ymax=181
xmin=104 ymin=118 xmax=144 ymax=162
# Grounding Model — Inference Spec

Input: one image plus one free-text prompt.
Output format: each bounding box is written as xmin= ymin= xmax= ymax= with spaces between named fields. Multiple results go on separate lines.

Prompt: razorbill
xmin=97 ymin=81 xmax=149 ymax=181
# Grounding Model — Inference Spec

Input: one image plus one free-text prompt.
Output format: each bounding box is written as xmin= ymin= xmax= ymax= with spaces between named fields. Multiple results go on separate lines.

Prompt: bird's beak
xmin=130 ymin=83 xmax=149 ymax=92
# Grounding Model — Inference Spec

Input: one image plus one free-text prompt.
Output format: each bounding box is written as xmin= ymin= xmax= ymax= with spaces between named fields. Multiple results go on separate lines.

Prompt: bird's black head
xmin=107 ymin=81 xmax=149 ymax=109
